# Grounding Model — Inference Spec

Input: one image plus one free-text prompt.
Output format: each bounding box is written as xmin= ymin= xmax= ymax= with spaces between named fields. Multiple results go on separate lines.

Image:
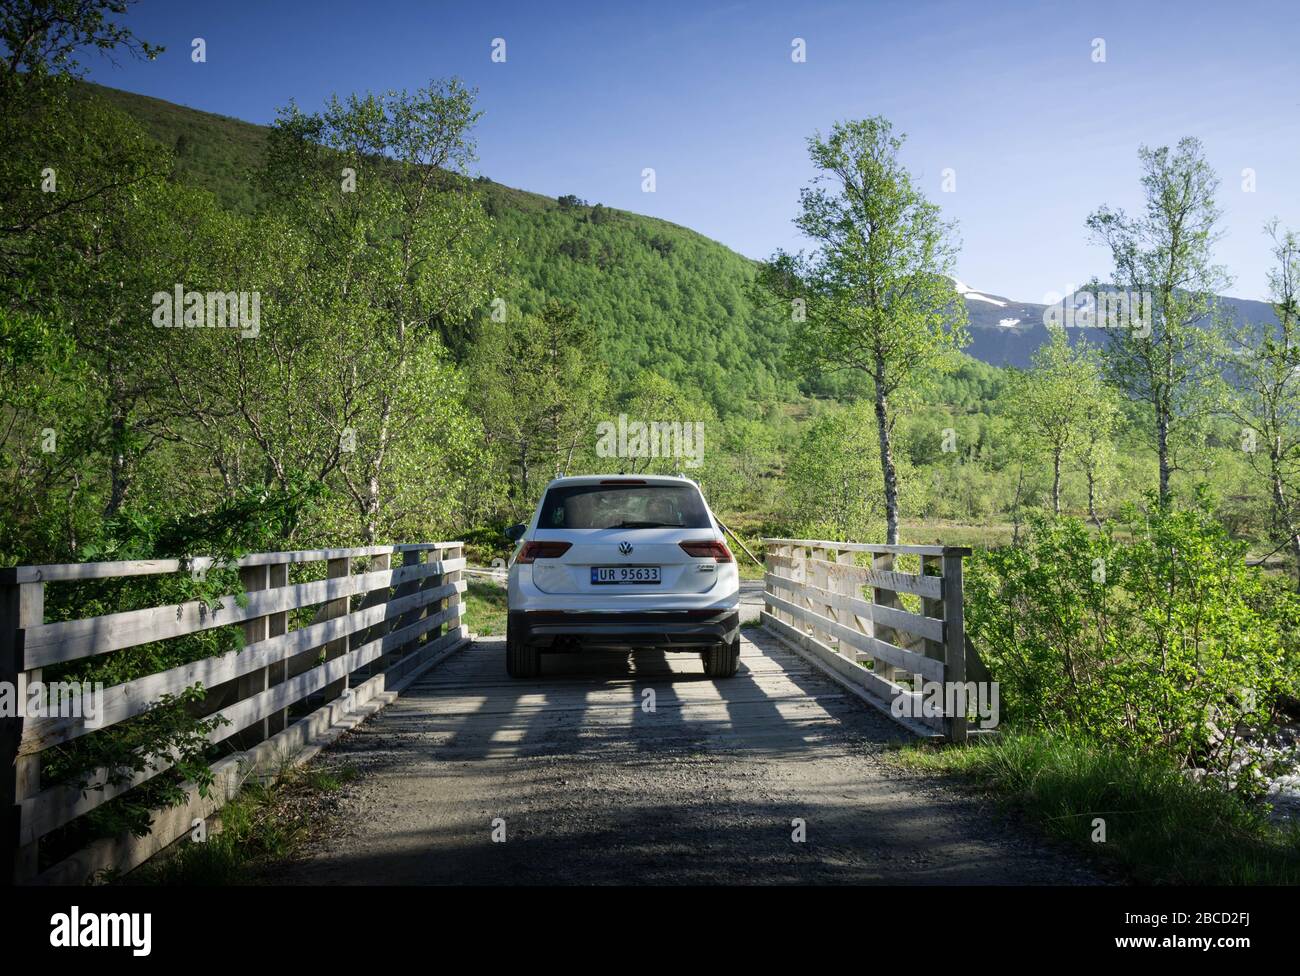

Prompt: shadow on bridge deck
xmin=265 ymin=628 xmax=1102 ymax=885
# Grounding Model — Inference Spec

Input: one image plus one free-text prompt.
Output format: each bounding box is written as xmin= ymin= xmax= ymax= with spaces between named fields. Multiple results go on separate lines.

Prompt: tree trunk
xmin=1052 ymin=448 xmax=1062 ymax=515
xmin=1268 ymin=445 xmax=1300 ymax=590
xmin=519 ymin=440 xmax=530 ymax=503
xmin=1011 ymin=464 xmax=1026 ymax=545
xmin=872 ymin=377 xmax=899 ymax=545
xmin=104 ymin=408 xmax=128 ymax=519
xmin=1156 ymin=408 xmax=1171 ymax=505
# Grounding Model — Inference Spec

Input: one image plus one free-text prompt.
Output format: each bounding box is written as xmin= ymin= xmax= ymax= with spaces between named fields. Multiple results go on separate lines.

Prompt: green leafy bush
xmin=966 ymin=499 xmax=1299 ymax=792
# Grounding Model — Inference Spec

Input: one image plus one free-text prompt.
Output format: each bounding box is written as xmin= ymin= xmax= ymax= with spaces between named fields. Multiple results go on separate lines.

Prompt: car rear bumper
xmin=509 ymin=608 xmax=740 ymax=650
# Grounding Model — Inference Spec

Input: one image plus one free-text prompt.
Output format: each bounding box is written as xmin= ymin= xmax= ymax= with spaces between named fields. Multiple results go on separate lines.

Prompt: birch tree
xmin=1008 ymin=326 xmax=1113 ymax=515
xmin=1087 ymin=138 xmax=1228 ymax=504
xmin=757 ymin=117 xmax=968 ymax=543
xmin=1222 ymin=222 xmax=1300 ymax=585
xmin=248 ymin=79 xmax=501 ymax=542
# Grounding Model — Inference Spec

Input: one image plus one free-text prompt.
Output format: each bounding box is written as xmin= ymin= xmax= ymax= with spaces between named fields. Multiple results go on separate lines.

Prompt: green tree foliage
xmin=611 ymin=369 xmax=715 ymax=474
xmin=784 ymin=401 xmax=919 ymax=541
xmin=1007 ymin=327 xmax=1115 ymax=515
xmin=967 ymin=503 xmax=1299 ymax=792
xmin=242 ymin=80 xmax=500 ymax=542
xmin=757 ymin=117 xmax=968 ymax=542
xmin=468 ymin=300 xmax=608 ymax=512
xmin=0 ymin=72 xmax=192 ymax=556
xmin=1088 ymin=138 xmax=1229 ymax=503
xmin=0 ymin=0 xmax=159 ymax=90
xmin=1220 ymin=222 xmax=1300 ymax=586
xmin=0 ymin=9 xmax=511 ymax=852
xmin=489 ymin=197 xmax=794 ymax=419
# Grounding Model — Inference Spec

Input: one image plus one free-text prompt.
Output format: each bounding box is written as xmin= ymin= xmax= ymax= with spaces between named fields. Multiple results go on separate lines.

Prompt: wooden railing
xmin=760 ymin=538 xmax=973 ymax=741
xmin=0 ymin=542 xmax=467 ymax=885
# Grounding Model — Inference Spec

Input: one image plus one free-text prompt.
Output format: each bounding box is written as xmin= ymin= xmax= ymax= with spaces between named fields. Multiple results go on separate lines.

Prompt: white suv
xmin=504 ymin=475 xmax=741 ymax=678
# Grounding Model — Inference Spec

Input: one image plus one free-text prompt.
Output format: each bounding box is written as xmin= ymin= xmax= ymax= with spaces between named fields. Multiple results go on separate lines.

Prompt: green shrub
xmin=966 ymin=499 xmax=1299 ymax=792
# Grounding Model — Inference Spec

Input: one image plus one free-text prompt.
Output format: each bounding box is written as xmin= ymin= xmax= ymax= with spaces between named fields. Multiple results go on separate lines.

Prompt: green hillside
xmin=81 ymin=82 xmax=796 ymax=416
xmin=79 ymin=82 xmax=274 ymax=213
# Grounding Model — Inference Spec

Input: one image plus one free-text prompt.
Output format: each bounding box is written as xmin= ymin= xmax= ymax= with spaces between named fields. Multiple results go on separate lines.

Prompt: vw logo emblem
xmin=619 ymin=541 xmax=633 ymax=555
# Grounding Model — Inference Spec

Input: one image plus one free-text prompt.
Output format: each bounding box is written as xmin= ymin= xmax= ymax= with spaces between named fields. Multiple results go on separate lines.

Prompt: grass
xmin=464 ymin=578 xmax=509 ymax=636
xmin=119 ymin=762 xmax=358 ymax=885
xmin=891 ymin=730 xmax=1300 ymax=885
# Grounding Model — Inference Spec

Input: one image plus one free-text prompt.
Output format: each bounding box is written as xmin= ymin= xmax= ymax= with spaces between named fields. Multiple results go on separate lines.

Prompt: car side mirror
xmin=504 ymin=523 xmax=526 ymax=542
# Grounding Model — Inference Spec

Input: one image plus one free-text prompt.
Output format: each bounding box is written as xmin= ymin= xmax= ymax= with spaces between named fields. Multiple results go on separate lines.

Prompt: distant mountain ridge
xmin=953 ymin=280 xmax=1278 ymax=368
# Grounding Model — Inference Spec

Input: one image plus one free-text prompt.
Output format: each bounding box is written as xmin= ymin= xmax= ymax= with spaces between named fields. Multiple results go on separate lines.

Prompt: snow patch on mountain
xmin=951 ymin=278 xmax=1008 ymax=308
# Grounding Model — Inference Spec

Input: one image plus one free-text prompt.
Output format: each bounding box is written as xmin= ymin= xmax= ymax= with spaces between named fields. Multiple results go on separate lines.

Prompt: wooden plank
xmin=234 ymin=543 xmax=459 ymax=567
xmin=759 ymin=611 xmax=944 ymax=738
xmin=18 ymin=581 xmax=462 ymax=755
xmin=764 ymin=552 xmax=801 ymax=572
xmin=804 ymin=557 xmax=943 ymax=600
xmin=20 ymin=558 xmax=464 ymax=667
xmin=763 ymin=538 xmax=972 ymax=557
xmin=31 ymin=625 xmax=471 ymax=884
xmin=864 ymin=635 xmax=945 ymax=684
xmin=18 ymin=605 xmax=464 ymax=842
xmin=764 ymin=574 xmax=944 ymax=644
xmin=762 ymin=590 xmax=944 ymax=683
xmin=0 ymin=544 xmax=465 ymax=583
xmin=0 ymin=559 xmax=187 ymax=584
xmin=777 ymin=555 xmax=943 ymax=600
xmin=943 ymin=550 xmax=968 ymax=741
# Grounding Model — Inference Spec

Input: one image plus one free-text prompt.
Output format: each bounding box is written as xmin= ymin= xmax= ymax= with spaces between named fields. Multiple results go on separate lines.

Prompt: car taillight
xmin=679 ymin=540 xmax=733 ymax=562
xmin=517 ymin=541 xmax=572 ymax=563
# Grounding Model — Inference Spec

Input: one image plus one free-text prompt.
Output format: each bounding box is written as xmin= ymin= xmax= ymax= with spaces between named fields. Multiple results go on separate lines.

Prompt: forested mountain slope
xmin=81 ymin=82 xmax=795 ymax=413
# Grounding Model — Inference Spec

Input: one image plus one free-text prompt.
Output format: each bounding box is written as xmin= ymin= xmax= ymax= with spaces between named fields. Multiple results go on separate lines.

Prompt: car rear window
xmin=538 ymin=483 xmax=712 ymax=530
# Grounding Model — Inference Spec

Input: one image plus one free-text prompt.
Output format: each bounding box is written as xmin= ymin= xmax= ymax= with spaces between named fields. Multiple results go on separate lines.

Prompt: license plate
xmin=591 ymin=566 xmax=661 ymax=585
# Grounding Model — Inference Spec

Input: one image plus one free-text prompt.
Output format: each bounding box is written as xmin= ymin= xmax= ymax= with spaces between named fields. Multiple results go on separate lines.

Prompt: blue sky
xmin=83 ymin=0 xmax=1300 ymax=301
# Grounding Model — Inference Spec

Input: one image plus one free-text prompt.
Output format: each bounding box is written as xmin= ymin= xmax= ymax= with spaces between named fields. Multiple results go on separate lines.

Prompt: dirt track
xmin=269 ymin=628 xmax=1103 ymax=885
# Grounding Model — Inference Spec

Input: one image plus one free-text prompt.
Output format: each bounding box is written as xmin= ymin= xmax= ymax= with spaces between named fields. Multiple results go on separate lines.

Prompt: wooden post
xmin=789 ymin=545 xmax=803 ymax=630
xmin=871 ymin=552 xmax=900 ymax=683
xmin=809 ymin=546 xmax=832 ymax=647
xmin=320 ymin=556 xmax=352 ymax=704
xmin=417 ymin=548 xmax=438 ymax=649
xmin=763 ymin=545 xmax=778 ymax=623
xmin=920 ymin=554 xmax=945 ymax=665
xmin=390 ymin=549 xmax=424 ymax=667
xmin=835 ymin=549 xmax=863 ymax=663
xmin=942 ymin=549 xmax=968 ymax=742
xmin=267 ymin=562 xmax=289 ymax=734
xmin=234 ymin=564 xmax=272 ymax=748
xmin=445 ymin=544 xmax=464 ymax=637
xmin=356 ymin=552 xmax=391 ymax=677
xmin=2 ymin=580 xmax=43 ymax=883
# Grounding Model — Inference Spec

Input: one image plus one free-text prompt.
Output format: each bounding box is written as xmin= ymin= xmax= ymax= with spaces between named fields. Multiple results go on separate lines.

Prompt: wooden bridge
xmin=0 ymin=537 xmax=1002 ymax=885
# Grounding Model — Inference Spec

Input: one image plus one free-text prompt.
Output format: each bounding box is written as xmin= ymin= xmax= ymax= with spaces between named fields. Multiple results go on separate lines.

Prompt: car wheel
xmin=506 ymin=622 xmax=540 ymax=678
xmin=703 ymin=636 xmax=740 ymax=678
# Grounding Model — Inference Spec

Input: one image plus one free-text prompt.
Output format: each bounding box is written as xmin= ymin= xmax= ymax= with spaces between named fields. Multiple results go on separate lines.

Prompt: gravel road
xmin=269 ymin=628 xmax=1103 ymax=885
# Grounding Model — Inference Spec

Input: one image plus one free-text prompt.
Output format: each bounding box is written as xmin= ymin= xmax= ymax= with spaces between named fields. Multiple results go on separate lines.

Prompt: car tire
xmin=506 ymin=623 xmax=540 ymax=678
xmin=703 ymin=635 xmax=740 ymax=678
